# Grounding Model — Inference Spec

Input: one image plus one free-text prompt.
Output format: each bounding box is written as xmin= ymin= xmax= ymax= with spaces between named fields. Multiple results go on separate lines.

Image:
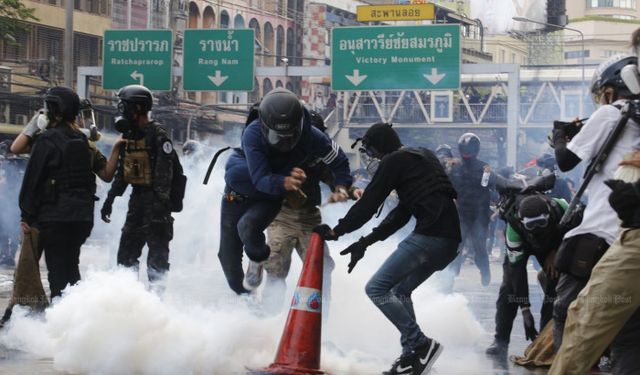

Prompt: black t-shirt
xmin=334 ymin=149 xmax=461 ymax=241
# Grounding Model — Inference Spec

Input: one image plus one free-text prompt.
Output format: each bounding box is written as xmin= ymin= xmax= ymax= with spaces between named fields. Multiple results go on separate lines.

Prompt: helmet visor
xmin=264 ymin=119 xmax=303 ymax=152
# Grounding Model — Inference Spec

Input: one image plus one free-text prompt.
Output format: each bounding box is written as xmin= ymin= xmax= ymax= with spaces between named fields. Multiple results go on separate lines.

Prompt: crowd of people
xmin=1 ymin=30 xmax=640 ymax=375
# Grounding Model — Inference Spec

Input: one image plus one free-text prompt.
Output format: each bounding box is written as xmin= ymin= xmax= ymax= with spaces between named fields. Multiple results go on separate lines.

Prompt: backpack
xmin=170 ymin=150 xmax=187 ymax=212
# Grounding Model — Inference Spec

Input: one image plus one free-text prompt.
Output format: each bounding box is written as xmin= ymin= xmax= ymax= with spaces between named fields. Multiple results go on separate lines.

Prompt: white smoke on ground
xmin=0 ymin=148 xmax=490 ymax=374
xmin=470 ymin=0 xmax=547 ymax=34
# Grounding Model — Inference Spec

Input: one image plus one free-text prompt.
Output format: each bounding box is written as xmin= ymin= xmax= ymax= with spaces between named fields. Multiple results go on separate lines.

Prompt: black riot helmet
xmin=116 ymin=84 xmax=153 ymax=120
xmin=259 ymin=88 xmax=304 ymax=152
xmin=590 ymin=54 xmax=638 ymax=105
xmin=360 ymin=122 xmax=402 ymax=159
xmin=458 ymin=132 xmax=480 ymax=160
xmin=44 ymin=86 xmax=80 ymax=122
xmin=308 ymin=109 xmax=326 ymax=132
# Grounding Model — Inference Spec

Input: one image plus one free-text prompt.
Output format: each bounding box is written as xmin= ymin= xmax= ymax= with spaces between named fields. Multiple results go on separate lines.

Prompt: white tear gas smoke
xmin=470 ymin=0 xmax=547 ymax=34
xmin=0 ymin=142 xmax=490 ymax=374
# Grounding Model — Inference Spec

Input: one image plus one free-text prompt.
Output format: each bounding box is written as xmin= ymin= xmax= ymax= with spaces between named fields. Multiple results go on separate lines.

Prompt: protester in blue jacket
xmin=219 ymin=88 xmax=352 ymax=294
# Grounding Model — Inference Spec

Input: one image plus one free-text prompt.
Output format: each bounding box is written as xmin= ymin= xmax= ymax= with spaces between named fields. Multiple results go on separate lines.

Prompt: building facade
xmin=565 ymin=1 xmax=640 ymax=64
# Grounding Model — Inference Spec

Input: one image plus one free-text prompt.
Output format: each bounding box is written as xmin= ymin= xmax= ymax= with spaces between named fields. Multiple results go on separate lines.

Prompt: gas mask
xmin=115 ymin=100 xmax=138 ymax=134
xmin=359 ymin=147 xmax=381 ymax=176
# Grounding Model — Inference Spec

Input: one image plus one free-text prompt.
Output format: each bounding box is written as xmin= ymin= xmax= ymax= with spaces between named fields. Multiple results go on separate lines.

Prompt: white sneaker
xmin=243 ymin=260 xmax=264 ymax=291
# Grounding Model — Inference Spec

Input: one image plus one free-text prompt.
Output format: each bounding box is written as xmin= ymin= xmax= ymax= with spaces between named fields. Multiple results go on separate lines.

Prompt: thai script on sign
xmin=107 ymin=38 xmax=170 ymax=53
xmin=370 ymin=9 xmax=423 ymax=18
xmin=338 ymin=32 xmax=453 ymax=53
xmin=199 ymin=31 xmax=240 ymax=52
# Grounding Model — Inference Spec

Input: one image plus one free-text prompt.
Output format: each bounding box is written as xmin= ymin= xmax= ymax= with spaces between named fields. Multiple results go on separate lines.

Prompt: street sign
xmin=183 ymin=29 xmax=255 ymax=91
xmin=103 ymin=30 xmax=173 ymax=91
xmin=331 ymin=25 xmax=460 ymax=91
xmin=356 ymin=3 xmax=435 ymax=22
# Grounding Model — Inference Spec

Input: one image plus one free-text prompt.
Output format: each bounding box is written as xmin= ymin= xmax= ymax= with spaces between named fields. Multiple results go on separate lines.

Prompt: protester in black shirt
xmin=315 ymin=123 xmax=460 ymax=375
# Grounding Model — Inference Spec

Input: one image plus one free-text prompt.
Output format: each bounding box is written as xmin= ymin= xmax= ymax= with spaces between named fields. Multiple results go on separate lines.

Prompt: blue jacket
xmin=225 ymin=112 xmax=352 ymax=199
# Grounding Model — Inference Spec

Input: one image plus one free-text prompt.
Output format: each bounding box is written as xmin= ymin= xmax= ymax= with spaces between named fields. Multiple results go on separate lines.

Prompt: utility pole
xmin=64 ymin=0 xmax=73 ymax=87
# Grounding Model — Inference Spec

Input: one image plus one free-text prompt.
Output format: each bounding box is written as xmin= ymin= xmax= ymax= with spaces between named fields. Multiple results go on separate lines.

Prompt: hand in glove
xmin=101 ymin=196 xmax=114 ymax=223
xmin=522 ymin=307 xmax=538 ymax=341
xmin=605 ymin=179 xmax=640 ymax=226
xmin=339 ymin=239 xmax=368 ymax=273
xmin=312 ymin=224 xmax=339 ymax=241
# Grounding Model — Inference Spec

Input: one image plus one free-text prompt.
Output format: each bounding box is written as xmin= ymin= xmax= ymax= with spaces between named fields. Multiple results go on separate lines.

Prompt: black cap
xmin=362 ymin=122 xmax=402 ymax=158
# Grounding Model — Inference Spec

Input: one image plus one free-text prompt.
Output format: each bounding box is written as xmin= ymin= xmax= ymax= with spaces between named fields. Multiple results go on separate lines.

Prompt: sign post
xmin=183 ymin=29 xmax=255 ymax=91
xmin=331 ymin=25 xmax=460 ymax=91
xmin=103 ymin=30 xmax=173 ymax=90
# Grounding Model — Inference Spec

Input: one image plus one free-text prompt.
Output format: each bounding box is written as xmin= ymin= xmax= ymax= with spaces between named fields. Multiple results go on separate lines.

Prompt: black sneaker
xmin=382 ymin=353 xmax=415 ymax=375
xmin=413 ymin=340 xmax=443 ymax=375
xmin=485 ymin=339 xmax=508 ymax=356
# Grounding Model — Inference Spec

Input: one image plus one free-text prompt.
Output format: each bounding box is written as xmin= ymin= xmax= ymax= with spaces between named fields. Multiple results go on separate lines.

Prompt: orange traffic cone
xmin=261 ymin=232 xmax=326 ymax=374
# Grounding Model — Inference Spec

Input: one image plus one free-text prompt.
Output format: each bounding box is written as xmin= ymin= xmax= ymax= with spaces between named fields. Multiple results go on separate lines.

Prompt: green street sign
xmin=103 ymin=30 xmax=173 ymax=91
xmin=183 ymin=29 xmax=255 ymax=91
xmin=331 ymin=25 xmax=460 ymax=91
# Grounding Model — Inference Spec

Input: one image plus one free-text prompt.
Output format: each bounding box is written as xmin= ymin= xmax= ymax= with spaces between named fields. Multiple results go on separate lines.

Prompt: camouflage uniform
xmin=106 ymin=121 xmax=176 ymax=282
xmin=263 ymin=201 xmax=335 ymax=314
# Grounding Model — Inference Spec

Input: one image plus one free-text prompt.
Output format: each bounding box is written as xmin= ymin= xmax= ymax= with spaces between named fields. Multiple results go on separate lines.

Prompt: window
xmin=565 ymin=50 xmax=590 ymax=59
xmin=588 ymin=0 xmax=636 ymax=9
xmin=602 ymin=49 xmax=624 ymax=58
xmin=500 ymin=50 xmax=505 ymax=63
xmin=511 ymin=53 xmax=516 ymax=63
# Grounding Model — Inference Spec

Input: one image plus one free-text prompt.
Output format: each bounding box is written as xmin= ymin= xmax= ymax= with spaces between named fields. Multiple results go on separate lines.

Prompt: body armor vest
xmin=49 ymin=129 xmax=96 ymax=197
xmin=123 ymin=137 xmax=153 ymax=187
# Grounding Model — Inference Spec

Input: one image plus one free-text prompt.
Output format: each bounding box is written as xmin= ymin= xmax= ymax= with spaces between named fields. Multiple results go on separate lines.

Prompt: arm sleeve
xmin=18 ymin=139 xmax=51 ymax=224
xmin=554 ymin=144 xmax=582 ymax=172
xmin=90 ymin=142 xmax=107 ymax=173
xmin=505 ymin=224 xmax=525 ymax=264
xmin=313 ymin=129 xmax=352 ymax=187
xmin=107 ymin=147 xmax=128 ymax=199
xmin=364 ymin=204 xmax=412 ymax=244
xmin=153 ymin=134 xmax=174 ymax=203
xmin=508 ymin=256 xmax=530 ymax=308
xmin=333 ymin=156 xmax=398 ymax=236
xmin=242 ymin=124 xmax=286 ymax=196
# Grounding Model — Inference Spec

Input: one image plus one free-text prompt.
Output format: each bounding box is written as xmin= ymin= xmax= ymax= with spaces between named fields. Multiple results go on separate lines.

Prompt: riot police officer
xmin=448 ymin=133 xmax=493 ymax=286
xmin=19 ymin=86 xmax=121 ymax=299
xmin=101 ymin=84 xmax=184 ymax=287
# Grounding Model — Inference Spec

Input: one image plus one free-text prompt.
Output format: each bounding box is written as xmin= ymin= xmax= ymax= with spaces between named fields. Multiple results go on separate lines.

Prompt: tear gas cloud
xmin=470 ymin=0 xmax=546 ymax=34
xmin=0 ymin=142 xmax=490 ymax=374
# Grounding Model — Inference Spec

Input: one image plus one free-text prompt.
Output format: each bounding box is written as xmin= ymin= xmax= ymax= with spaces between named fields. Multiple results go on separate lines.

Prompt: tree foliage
xmin=0 ymin=0 xmax=38 ymax=41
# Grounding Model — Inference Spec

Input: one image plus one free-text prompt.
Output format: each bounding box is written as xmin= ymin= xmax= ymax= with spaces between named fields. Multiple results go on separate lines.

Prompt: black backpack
xmin=170 ymin=151 xmax=187 ymax=212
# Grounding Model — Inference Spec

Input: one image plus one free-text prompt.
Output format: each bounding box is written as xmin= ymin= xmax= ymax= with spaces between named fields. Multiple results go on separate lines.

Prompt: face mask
xmin=37 ymin=113 xmax=49 ymax=131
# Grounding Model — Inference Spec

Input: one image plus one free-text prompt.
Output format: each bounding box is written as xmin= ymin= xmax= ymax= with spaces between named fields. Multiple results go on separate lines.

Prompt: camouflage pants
xmin=117 ymin=198 xmax=173 ymax=283
xmin=263 ymin=206 xmax=334 ymax=315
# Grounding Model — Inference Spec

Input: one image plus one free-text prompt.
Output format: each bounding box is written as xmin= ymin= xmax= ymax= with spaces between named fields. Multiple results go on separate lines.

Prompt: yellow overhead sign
xmin=356 ymin=3 xmax=435 ymax=22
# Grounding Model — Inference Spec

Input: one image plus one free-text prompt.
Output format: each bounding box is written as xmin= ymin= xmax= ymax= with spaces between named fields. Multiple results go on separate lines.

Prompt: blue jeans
xmin=218 ymin=190 xmax=282 ymax=294
xmin=365 ymin=233 xmax=458 ymax=354
xmin=449 ymin=214 xmax=490 ymax=278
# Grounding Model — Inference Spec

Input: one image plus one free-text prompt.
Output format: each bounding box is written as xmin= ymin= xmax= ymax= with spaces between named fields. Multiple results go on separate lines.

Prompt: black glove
xmin=312 ymin=224 xmax=339 ymax=241
xmin=101 ymin=196 xmax=114 ymax=223
xmin=339 ymin=239 xmax=368 ymax=273
xmin=522 ymin=307 xmax=538 ymax=341
xmin=605 ymin=179 xmax=640 ymax=227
